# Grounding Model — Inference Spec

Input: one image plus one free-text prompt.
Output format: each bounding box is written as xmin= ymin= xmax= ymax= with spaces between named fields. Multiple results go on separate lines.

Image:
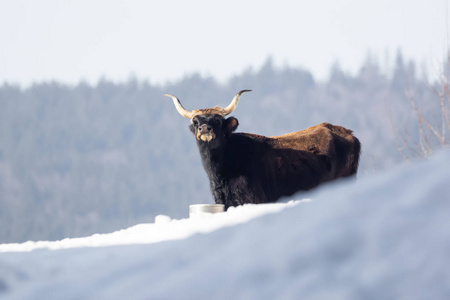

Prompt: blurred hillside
xmin=0 ymin=53 xmax=437 ymax=242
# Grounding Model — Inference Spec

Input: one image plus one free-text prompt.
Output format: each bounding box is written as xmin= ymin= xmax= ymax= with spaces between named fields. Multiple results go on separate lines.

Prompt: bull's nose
xmin=198 ymin=124 xmax=212 ymax=132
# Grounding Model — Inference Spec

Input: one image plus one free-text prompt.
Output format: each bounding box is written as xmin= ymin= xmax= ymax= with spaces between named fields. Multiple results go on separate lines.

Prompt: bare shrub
xmin=391 ymin=55 xmax=450 ymax=160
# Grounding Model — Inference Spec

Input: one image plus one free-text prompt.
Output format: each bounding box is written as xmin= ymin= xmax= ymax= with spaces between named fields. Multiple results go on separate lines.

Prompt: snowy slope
xmin=1 ymin=150 xmax=450 ymax=300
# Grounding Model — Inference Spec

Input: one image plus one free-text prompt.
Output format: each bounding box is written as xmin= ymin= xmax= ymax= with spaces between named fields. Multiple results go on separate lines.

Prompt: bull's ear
xmin=224 ymin=117 xmax=239 ymax=134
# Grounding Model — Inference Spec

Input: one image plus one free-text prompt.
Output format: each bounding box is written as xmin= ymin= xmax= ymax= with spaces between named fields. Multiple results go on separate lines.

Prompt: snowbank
xmin=1 ymin=151 xmax=450 ymax=300
xmin=0 ymin=201 xmax=301 ymax=252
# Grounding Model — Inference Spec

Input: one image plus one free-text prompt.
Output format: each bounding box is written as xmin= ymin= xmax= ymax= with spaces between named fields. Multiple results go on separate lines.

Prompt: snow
xmin=0 ymin=201 xmax=300 ymax=253
xmin=1 ymin=151 xmax=450 ymax=300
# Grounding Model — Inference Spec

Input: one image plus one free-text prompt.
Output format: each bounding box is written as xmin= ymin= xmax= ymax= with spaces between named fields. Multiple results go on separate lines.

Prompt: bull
xmin=164 ymin=90 xmax=361 ymax=209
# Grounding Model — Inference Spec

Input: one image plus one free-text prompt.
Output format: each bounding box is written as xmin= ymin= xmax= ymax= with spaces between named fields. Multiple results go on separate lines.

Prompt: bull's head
xmin=164 ymin=90 xmax=251 ymax=144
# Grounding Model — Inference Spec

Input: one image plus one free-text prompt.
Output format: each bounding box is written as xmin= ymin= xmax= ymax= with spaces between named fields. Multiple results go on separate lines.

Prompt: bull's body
xmin=197 ymin=122 xmax=360 ymax=208
xmin=165 ymin=90 xmax=361 ymax=209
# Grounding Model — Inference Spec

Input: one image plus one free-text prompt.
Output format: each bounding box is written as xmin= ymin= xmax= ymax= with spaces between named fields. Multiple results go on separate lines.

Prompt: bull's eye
xmin=192 ymin=119 xmax=199 ymax=127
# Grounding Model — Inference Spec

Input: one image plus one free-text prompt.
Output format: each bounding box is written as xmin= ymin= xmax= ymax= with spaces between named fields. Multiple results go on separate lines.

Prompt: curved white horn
xmin=222 ymin=90 xmax=252 ymax=116
xmin=164 ymin=94 xmax=194 ymax=119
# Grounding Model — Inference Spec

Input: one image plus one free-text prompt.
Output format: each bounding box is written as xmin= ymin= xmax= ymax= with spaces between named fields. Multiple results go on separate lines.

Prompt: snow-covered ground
xmin=1 ymin=150 xmax=450 ymax=300
xmin=0 ymin=201 xmax=301 ymax=253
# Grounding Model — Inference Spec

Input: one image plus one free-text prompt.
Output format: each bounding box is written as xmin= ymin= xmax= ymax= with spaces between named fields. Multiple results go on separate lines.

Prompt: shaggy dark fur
xmin=189 ymin=114 xmax=361 ymax=209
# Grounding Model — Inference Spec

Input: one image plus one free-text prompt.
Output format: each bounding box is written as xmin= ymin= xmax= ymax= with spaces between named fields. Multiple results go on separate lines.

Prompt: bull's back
xmin=268 ymin=123 xmax=360 ymax=177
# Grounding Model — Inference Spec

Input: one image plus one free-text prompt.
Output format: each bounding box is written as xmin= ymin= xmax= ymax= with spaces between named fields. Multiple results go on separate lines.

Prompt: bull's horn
xmin=222 ymin=90 xmax=252 ymax=116
xmin=164 ymin=94 xmax=194 ymax=119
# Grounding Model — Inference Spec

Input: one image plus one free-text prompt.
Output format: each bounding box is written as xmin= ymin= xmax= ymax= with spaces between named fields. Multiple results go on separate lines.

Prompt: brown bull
xmin=165 ymin=90 xmax=361 ymax=209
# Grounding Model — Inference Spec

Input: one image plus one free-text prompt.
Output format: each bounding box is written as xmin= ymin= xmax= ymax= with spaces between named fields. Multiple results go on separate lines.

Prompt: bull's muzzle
xmin=197 ymin=124 xmax=216 ymax=142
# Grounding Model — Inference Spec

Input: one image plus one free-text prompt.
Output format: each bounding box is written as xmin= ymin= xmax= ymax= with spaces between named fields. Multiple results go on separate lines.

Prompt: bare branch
xmin=391 ymin=51 xmax=450 ymax=160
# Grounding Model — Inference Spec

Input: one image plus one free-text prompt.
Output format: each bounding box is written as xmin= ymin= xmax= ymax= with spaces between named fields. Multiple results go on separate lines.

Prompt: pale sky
xmin=1 ymin=0 xmax=449 ymax=86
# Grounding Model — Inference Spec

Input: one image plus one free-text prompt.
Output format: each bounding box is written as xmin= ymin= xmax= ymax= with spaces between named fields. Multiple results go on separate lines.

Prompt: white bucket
xmin=189 ymin=204 xmax=225 ymax=218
